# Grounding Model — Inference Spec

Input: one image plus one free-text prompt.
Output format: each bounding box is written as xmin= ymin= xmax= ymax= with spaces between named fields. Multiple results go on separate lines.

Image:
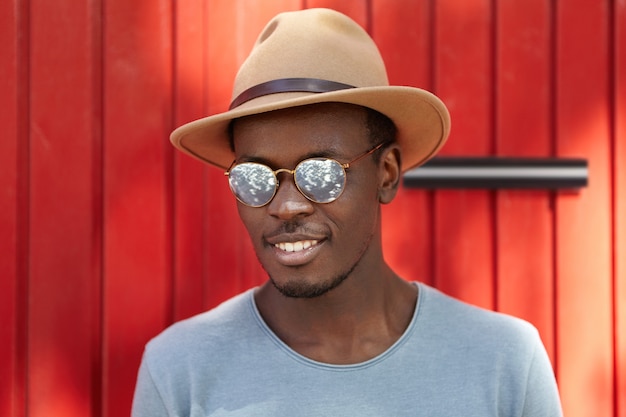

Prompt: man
xmin=132 ymin=8 xmax=562 ymax=416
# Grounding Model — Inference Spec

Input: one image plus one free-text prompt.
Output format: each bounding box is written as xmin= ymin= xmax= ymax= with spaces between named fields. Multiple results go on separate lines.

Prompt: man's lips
xmin=274 ymin=239 xmax=319 ymax=252
xmin=264 ymin=232 xmax=328 ymax=266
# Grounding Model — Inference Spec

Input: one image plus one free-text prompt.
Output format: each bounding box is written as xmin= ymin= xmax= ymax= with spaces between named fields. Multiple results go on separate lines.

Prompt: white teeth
xmin=275 ymin=240 xmax=318 ymax=252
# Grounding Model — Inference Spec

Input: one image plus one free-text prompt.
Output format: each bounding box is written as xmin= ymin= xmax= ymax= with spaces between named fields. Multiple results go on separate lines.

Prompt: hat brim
xmin=170 ymin=86 xmax=450 ymax=172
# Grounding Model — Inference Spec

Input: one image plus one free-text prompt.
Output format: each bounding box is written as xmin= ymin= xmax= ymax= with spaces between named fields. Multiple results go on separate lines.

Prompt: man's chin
xmin=269 ymin=274 xmax=348 ymax=299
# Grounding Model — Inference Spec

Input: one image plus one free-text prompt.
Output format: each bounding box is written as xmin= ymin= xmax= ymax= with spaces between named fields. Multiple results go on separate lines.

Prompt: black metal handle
xmin=403 ymin=157 xmax=588 ymax=189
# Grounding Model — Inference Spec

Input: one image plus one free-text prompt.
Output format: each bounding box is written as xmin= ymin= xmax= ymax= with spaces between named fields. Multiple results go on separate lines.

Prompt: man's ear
xmin=378 ymin=144 xmax=401 ymax=204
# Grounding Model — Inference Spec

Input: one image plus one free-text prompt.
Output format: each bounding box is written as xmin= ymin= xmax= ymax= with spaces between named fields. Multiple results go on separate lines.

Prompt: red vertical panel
xmin=555 ymin=1 xmax=613 ymax=416
xmin=102 ymin=1 xmax=173 ymax=416
xmin=372 ymin=1 xmax=435 ymax=285
xmin=615 ymin=1 xmax=626 ymax=415
xmin=28 ymin=0 xmax=102 ymax=416
xmin=203 ymin=0 xmax=300 ymax=309
xmin=173 ymin=0 xmax=207 ymax=321
xmin=494 ymin=1 xmax=555 ymax=361
xmin=204 ymin=0 xmax=247 ymax=309
xmin=0 ymin=1 xmax=27 ymax=416
xmin=433 ymin=0 xmax=495 ymax=309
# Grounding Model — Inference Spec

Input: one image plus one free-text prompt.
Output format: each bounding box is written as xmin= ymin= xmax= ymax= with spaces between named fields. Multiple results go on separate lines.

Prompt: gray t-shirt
xmin=132 ymin=283 xmax=562 ymax=416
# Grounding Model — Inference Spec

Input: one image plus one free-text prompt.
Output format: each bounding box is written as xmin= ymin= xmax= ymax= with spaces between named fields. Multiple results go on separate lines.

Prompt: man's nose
xmin=266 ymin=175 xmax=315 ymax=219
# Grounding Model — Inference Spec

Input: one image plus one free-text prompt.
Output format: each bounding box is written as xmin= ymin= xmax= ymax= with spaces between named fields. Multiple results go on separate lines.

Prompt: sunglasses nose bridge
xmin=271 ymin=168 xmax=298 ymax=198
xmin=269 ymin=167 xmax=305 ymax=201
xmin=273 ymin=167 xmax=296 ymax=177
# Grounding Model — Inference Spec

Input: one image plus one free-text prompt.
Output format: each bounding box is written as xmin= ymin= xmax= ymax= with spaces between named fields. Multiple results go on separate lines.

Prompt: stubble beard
xmin=269 ymin=264 xmax=355 ymax=298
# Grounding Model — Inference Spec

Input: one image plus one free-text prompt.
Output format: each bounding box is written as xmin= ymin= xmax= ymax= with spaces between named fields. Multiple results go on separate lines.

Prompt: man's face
xmin=231 ymin=103 xmax=384 ymax=298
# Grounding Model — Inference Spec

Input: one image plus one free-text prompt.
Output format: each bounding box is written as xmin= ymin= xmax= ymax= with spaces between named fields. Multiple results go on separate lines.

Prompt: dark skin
xmin=231 ymin=102 xmax=417 ymax=365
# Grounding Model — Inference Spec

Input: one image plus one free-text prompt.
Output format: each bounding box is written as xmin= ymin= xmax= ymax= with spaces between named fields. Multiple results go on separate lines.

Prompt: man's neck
xmin=254 ymin=270 xmax=418 ymax=365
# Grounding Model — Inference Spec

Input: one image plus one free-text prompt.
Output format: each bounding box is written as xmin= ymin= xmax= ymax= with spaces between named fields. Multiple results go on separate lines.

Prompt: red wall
xmin=1 ymin=1 xmax=624 ymax=416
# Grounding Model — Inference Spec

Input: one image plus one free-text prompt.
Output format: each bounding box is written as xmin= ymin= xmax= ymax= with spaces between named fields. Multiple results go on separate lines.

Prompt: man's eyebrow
xmin=301 ymin=149 xmax=343 ymax=160
xmin=302 ymin=142 xmax=351 ymax=159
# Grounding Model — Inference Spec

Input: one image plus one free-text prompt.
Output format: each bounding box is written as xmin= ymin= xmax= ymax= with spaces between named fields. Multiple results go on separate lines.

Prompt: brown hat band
xmin=229 ymin=78 xmax=356 ymax=110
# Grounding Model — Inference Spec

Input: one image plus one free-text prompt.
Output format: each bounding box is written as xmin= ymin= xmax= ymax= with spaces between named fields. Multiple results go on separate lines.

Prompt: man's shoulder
xmin=418 ymin=284 xmax=540 ymax=351
xmin=143 ymin=288 xmax=257 ymax=360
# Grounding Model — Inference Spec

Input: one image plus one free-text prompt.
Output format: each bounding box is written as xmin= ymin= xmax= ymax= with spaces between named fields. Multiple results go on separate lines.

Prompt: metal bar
xmin=403 ymin=157 xmax=588 ymax=189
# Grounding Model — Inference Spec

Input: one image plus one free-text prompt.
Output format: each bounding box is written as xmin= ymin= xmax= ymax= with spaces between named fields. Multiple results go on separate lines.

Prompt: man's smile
xmin=267 ymin=236 xmax=327 ymax=267
xmin=274 ymin=240 xmax=319 ymax=252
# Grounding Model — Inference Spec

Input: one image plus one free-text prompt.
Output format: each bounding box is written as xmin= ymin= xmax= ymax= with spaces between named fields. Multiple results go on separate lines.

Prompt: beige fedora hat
xmin=170 ymin=8 xmax=451 ymax=172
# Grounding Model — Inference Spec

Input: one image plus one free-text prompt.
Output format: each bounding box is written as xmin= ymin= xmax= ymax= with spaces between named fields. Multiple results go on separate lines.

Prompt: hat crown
xmin=231 ymin=8 xmax=389 ymax=103
xmin=171 ymin=8 xmax=450 ymax=172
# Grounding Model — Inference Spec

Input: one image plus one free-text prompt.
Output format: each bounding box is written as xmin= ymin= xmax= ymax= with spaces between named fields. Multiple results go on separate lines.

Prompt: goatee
xmin=269 ymin=272 xmax=349 ymax=298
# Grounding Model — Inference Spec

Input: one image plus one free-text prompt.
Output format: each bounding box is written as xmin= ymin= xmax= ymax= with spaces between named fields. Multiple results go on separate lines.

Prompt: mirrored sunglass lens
xmin=228 ymin=163 xmax=277 ymax=207
xmin=295 ymin=159 xmax=346 ymax=203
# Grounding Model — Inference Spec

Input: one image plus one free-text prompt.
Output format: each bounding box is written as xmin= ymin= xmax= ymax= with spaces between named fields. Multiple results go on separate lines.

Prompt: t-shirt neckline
xmin=247 ymin=282 xmax=424 ymax=371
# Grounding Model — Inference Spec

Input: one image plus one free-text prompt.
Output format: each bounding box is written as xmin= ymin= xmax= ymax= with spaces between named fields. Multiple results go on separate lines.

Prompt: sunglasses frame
xmin=225 ymin=141 xmax=387 ymax=207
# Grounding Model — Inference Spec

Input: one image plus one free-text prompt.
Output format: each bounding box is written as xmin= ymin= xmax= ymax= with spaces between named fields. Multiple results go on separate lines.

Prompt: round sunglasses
xmin=225 ymin=142 xmax=387 ymax=207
